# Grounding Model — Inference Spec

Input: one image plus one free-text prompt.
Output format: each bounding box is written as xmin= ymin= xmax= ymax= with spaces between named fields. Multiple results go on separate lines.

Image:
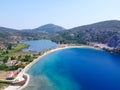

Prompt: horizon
xmin=0 ymin=0 xmax=120 ymax=29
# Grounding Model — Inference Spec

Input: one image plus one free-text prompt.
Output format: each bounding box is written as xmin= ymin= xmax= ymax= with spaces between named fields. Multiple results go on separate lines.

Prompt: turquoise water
xmin=22 ymin=40 xmax=57 ymax=52
xmin=23 ymin=48 xmax=120 ymax=90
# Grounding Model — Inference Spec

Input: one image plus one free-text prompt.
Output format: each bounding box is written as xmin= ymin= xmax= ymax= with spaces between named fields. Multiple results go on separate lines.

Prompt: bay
xmin=23 ymin=47 xmax=120 ymax=90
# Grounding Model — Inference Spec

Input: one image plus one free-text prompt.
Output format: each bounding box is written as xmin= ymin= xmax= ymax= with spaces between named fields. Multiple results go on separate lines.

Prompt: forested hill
xmin=22 ymin=24 xmax=65 ymax=33
xmin=52 ymin=20 xmax=120 ymax=50
xmin=31 ymin=24 xmax=65 ymax=33
xmin=0 ymin=27 xmax=21 ymax=49
xmin=1 ymin=20 xmax=120 ymax=52
xmin=0 ymin=24 xmax=65 ymax=49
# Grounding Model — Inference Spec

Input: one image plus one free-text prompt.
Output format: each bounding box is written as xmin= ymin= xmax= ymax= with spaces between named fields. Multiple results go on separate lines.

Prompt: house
xmin=15 ymin=61 xmax=22 ymax=66
xmin=5 ymin=60 xmax=17 ymax=66
xmin=6 ymin=68 xmax=22 ymax=80
xmin=6 ymin=71 xmax=14 ymax=79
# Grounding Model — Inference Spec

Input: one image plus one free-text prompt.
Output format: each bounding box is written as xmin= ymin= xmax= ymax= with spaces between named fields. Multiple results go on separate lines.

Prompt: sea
xmin=23 ymin=47 xmax=120 ymax=90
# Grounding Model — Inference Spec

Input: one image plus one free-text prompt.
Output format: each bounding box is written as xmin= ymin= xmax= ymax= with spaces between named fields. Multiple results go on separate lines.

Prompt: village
xmin=0 ymin=55 xmax=35 ymax=80
xmin=0 ymin=43 xmax=38 ymax=81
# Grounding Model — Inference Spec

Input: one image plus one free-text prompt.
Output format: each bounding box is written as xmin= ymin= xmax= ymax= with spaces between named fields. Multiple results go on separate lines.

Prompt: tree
xmin=0 ymin=64 xmax=7 ymax=70
xmin=3 ymin=56 xmax=9 ymax=63
xmin=7 ymin=43 xmax=12 ymax=50
xmin=10 ymin=56 xmax=16 ymax=60
xmin=18 ymin=55 xmax=22 ymax=61
xmin=21 ymin=55 xmax=33 ymax=62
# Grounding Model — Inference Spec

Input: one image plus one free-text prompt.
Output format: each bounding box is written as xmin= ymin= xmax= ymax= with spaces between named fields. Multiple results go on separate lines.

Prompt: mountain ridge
xmin=0 ymin=20 xmax=120 ymax=53
xmin=51 ymin=20 xmax=120 ymax=51
xmin=32 ymin=23 xmax=65 ymax=33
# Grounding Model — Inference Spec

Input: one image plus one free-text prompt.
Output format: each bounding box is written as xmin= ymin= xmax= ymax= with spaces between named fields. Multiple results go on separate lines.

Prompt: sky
xmin=0 ymin=0 xmax=120 ymax=29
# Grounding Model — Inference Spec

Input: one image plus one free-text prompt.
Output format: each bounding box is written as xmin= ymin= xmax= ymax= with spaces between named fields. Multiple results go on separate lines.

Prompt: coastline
xmin=4 ymin=45 xmax=102 ymax=90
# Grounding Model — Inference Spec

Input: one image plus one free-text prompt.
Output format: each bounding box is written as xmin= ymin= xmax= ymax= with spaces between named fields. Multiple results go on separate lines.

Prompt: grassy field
xmin=9 ymin=44 xmax=29 ymax=53
xmin=0 ymin=83 xmax=8 ymax=90
xmin=7 ymin=44 xmax=32 ymax=56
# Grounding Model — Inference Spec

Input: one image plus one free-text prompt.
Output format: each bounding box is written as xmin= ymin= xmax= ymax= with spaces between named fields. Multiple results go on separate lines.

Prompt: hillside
xmin=52 ymin=20 xmax=120 ymax=50
xmin=0 ymin=24 xmax=65 ymax=49
xmin=29 ymin=24 xmax=65 ymax=33
xmin=1 ymin=20 xmax=120 ymax=53
xmin=0 ymin=27 xmax=22 ymax=49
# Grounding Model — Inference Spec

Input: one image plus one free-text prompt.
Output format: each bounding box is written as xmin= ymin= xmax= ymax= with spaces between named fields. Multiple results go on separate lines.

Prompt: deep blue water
xmin=22 ymin=40 xmax=57 ymax=52
xmin=24 ymin=48 xmax=120 ymax=90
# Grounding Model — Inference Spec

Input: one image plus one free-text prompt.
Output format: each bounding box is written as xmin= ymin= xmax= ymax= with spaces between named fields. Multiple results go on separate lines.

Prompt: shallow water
xmin=23 ymin=48 xmax=120 ymax=90
xmin=22 ymin=40 xmax=57 ymax=52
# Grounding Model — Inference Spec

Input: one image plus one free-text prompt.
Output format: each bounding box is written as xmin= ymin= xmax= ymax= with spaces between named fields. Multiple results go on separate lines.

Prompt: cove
xmin=23 ymin=47 xmax=120 ymax=90
xmin=22 ymin=40 xmax=57 ymax=52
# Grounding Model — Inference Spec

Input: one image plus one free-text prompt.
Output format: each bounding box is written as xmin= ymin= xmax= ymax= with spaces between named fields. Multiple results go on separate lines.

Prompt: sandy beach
xmin=4 ymin=45 xmax=102 ymax=90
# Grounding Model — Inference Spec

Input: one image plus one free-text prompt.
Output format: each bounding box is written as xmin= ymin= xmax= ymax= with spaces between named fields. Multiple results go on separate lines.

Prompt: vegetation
xmin=8 ymin=44 xmax=28 ymax=53
xmin=0 ymin=42 xmax=51 ymax=78
xmin=0 ymin=55 xmax=35 ymax=71
xmin=50 ymin=20 xmax=120 ymax=53
xmin=0 ymin=42 xmax=37 ymax=71
xmin=1 ymin=20 xmax=120 ymax=55
xmin=32 ymin=24 xmax=65 ymax=33
xmin=1 ymin=20 xmax=120 ymax=54
xmin=1 ymin=20 xmax=120 ymax=88
xmin=0 ymin=83 xmax=8 ymax=90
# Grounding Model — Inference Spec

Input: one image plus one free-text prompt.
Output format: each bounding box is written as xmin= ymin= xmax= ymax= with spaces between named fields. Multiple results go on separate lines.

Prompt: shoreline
xmin=4 ymin=45 xmax=102 ymax=90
